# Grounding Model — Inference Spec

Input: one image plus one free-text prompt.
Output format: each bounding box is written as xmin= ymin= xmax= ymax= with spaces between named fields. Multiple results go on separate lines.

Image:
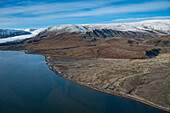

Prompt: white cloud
xmin=61 ymin=1 xmax=170 ymax=17
xmin=0 ymin=0 xmax=118 ymax=15
xmin=110 ymin=16 xmax=170 ymax=23
xmin=0 ymin=0 xmax=170 ymax=27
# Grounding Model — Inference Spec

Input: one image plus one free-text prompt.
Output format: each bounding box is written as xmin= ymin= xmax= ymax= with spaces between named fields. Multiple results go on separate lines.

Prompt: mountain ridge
xmin=46 ymin=20 xmax=170 ymax=34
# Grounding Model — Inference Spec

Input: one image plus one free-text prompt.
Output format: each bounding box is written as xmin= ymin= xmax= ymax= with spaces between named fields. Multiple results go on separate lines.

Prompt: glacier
xmin=0 ymin=28 xmax=45 ymax=43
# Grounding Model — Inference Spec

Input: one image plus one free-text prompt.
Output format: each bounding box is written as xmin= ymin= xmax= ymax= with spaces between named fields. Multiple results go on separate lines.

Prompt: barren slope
xmin=47 ymin=53 xmax=170 ymax=112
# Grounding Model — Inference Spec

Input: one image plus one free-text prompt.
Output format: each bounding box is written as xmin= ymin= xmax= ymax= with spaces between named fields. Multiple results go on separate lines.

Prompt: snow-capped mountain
xmin=33 ymin=20 xmax=168 ymax=41
xmin=0 ymin=28 xmax=46 ymax=43
xmin=46 ymin=20 xmax=170 ymax=36
xmin=0 ymin=20 xmax=169 ymax=44
xmin=0 ymin=29 xmax=31 ymax=39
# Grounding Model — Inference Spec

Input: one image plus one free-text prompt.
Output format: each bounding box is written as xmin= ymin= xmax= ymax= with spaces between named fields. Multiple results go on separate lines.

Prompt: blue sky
xmin=0 ymin=0 xmax=170 ymax=28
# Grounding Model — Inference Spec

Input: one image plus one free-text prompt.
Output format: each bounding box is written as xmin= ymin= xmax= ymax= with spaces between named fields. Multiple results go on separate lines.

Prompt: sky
xmin=0 ymin=0 xmax=170 ymax=29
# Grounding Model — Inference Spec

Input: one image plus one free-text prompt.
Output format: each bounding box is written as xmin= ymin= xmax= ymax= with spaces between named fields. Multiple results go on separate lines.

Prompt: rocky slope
xmin=47 ymin=53 xmax=170 ymax=112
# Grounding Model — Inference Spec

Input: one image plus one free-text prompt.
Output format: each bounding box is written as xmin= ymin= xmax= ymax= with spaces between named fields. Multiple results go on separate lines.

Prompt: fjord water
xmin=0 ymin=51 xmax=167 ymax=113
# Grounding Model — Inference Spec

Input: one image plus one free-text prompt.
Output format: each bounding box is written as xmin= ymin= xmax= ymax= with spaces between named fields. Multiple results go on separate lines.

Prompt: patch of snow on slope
xmin=0 ymin=28 xmax=46 ymax=43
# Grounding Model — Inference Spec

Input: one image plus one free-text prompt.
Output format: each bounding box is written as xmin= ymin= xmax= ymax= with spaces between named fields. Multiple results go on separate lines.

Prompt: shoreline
xmin=0 ymin=50 xmax=169 ymax=112
xmin=48 ymin=66 xmax=170 ymax=112
xmin=44 ymin=56 xmax=170 ymax=113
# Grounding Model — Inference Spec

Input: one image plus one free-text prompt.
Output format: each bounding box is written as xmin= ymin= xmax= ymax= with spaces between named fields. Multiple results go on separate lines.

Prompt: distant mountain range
xmin=0 ymin=29 xmax=31 ymax=38
xmin=0 ymin=28 xmax=45 ymax=43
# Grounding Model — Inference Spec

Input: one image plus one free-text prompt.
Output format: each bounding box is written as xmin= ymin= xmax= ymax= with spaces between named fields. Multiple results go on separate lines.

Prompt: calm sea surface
xmin=0 ymin=51 xmax=167 ymax=113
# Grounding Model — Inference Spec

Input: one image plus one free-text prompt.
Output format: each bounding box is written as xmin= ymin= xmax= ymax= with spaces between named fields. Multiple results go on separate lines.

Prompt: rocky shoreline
xmin=45 ymin=54 xmax=170 ymax=112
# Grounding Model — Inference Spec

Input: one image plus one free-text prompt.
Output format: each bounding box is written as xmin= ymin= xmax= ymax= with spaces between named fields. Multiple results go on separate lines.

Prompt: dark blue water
xmin=0 ymin=51 xmax=167 ymax=113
